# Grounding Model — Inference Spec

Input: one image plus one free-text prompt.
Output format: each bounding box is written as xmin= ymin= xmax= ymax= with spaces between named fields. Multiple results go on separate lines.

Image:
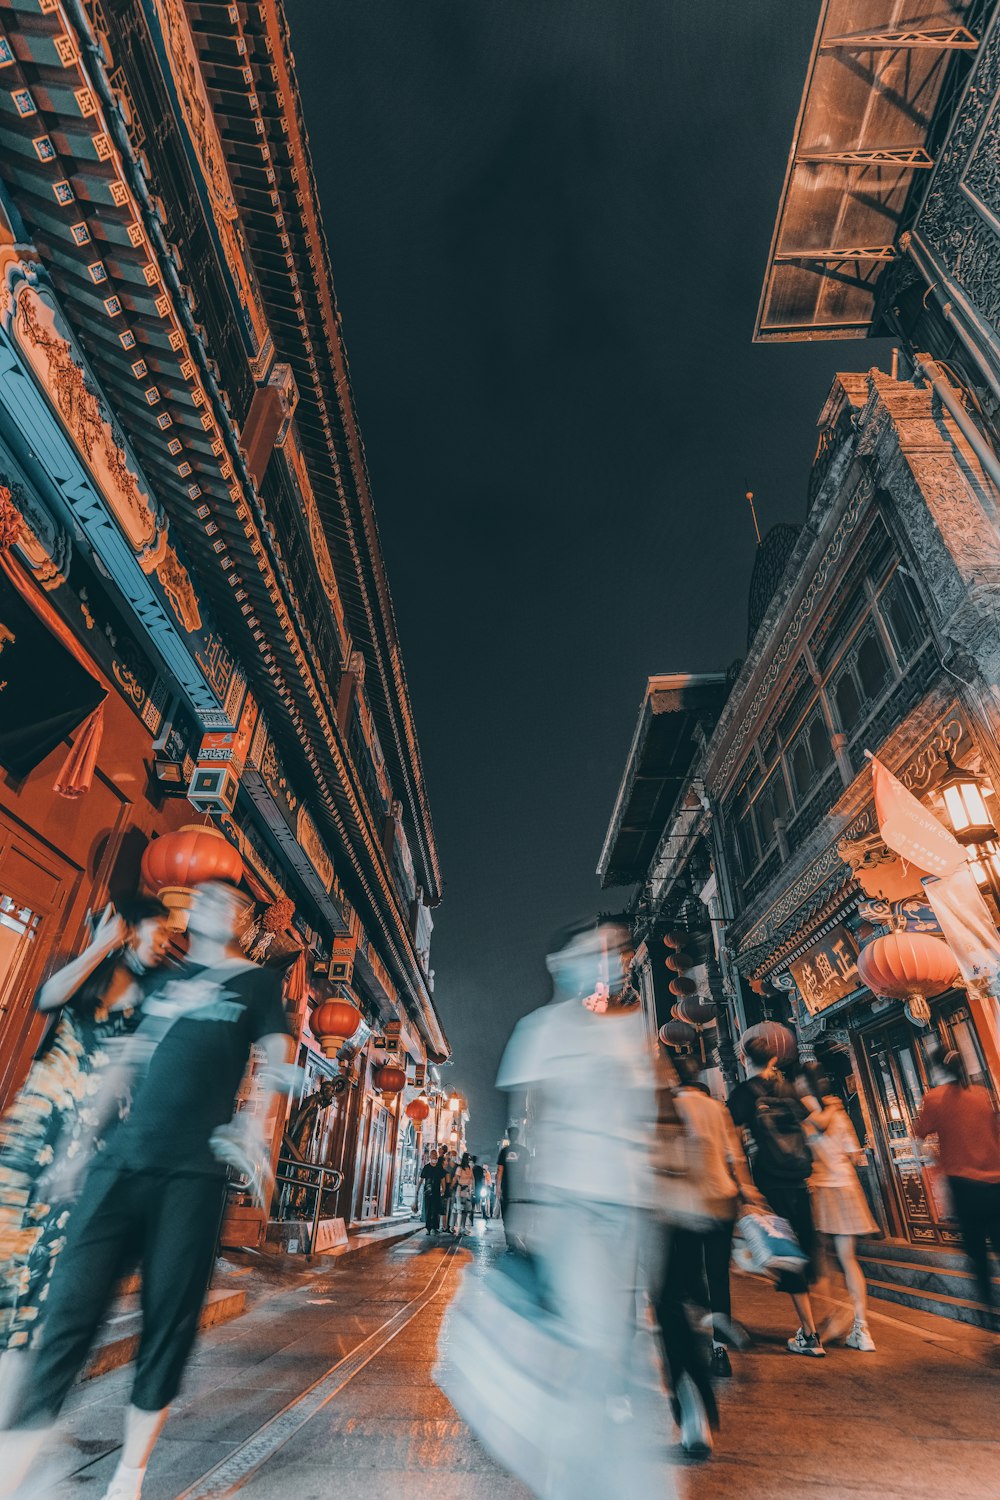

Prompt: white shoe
xmin=845 ymin=1319 xmax=876 ymax=1352
xmin=100 ymin=1465 xmax=145 ymax=1500
xmin=819 ymin=1303 xmax=854 ymax=1345
xmin=676 ymin=1373 xmax=713 ymax=1459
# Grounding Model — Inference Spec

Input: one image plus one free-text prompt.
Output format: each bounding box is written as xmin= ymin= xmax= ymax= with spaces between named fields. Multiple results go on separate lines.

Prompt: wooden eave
xmin=186 ymin=0 xmax=442 ymax=903
xmin=0 ymin=1 xmax=447 ymax=1056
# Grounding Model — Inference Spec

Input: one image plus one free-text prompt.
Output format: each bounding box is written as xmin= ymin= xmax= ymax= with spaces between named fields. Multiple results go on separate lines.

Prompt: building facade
xmin=0 ymin=0 xmax=450 ymax=1244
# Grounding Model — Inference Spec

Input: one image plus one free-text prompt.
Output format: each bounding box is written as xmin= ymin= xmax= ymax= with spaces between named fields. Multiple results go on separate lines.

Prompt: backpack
xmin=745 ymin=1077 xmax=812 ymax=1182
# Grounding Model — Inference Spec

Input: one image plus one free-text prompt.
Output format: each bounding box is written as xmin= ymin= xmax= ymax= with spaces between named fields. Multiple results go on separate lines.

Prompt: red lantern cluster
xmin=311 ymin=998 xmax=362 ymax=1059
xmin=141 ymin=824 xmax=243 ymax=890
xmin=856 ymin=931 xmax=959 ymax=1005
xmin=659 ymin=1020 xmax=696 ymax=1048
xmin=676 ymin=995 xmax=718 ymax=1027
xmin=373 ymin=1062 xmax=406 ymax=1095
xmin=740 ymin=1021 xmax=797 ymax=1066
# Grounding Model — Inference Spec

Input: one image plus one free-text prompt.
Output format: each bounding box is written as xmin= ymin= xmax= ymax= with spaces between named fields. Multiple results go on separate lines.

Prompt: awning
xmin=755 ymin=0 xmax=983 ymax=342
xmin=598 ymin=674 xmax=729 ymax=888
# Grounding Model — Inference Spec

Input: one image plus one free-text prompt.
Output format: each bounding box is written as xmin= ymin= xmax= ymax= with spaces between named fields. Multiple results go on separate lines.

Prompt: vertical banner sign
xmin=923 ymin=868 xmax=1000 ymax=1002
xmin=869 ymin=754 xmax=965 ymax=876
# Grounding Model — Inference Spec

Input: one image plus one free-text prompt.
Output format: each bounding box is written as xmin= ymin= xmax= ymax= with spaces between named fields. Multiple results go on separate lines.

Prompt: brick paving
xmin=20 ymin=1222 xmax=998 ymax=1499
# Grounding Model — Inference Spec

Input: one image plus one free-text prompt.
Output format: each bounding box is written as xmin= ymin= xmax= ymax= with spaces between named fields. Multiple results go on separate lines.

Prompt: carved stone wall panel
xmin=917 ymin=11 xmax=1000 ymax=330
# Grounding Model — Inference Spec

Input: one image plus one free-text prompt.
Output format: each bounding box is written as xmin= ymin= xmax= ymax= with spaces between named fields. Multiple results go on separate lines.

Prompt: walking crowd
xmin=0 ymin=880 xmax=300 ymax=1500
xmin=437 ymin=915 xmax=1000 ymax=1498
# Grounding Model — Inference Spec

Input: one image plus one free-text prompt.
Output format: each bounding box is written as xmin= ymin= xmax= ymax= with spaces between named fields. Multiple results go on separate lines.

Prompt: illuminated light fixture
xmin=448 ymin=1094 xmax=460 ymax=1111
xmin=969 ymin=839 xmax=1000 ymax=894
xmin=939 ymin=753 xmax=995 ymax=845
xmin=151 ymin=755 xmax=185 ymax=790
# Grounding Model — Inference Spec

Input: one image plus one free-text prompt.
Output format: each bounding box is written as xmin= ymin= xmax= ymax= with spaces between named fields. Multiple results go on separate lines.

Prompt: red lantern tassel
xmin=54 ymin=701 xmax=105 ymax=799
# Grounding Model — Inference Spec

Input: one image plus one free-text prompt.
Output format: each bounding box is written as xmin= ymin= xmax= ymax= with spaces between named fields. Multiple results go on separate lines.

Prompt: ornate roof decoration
xmin=747 ymin=523 xmax=802 ymax=648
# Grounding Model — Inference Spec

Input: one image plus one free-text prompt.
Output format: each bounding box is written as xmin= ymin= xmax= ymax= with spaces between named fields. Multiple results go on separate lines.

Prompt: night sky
xmin=284 ymin=0 xmax=889 ymax=1155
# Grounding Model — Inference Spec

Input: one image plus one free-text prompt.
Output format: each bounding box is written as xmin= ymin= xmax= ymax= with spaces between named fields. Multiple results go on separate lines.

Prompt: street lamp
xmin=938 ymin=754 xmax=1000 ymax=900
xmin=448 ymin=1094 xmax=460 ymax=1112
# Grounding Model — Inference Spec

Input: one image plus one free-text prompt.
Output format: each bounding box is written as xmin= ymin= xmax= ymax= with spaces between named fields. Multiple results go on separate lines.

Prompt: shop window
xmin=882 ymin=572 xmax=923 ymax=662
xmin=791 ymin=739 xmax=812 ymax=799
xmin=0 ymin=895 xmax=40 ymax=1019
xmin=856 ymin=628 xmax=891 ymax=699
xmin=834 ymin=667 xmax=862 ymax=732
xmin=807 ymin=714 xmax=833 ymax=773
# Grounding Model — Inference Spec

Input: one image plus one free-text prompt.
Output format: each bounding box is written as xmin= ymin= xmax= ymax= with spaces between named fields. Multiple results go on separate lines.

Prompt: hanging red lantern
xmin=311 ymin=998 xmax=362 ymax=1058
xmin=405 ymin=1097 xmax=430 ymax=1123
xmin=373 ymin=1062 xmax=407 ymax=1094
xmin=141 ymin=824 xmax=243 ymax=891
xmin=669 ymin=975 xmax=697 ymax=998
xmin=663 ymin=930 xmax=686 ymax=949
xmin=665 ymin=950 xmax=695 ymax=973
xmin=740 ymin=1021 xmax=797 ymax=1065
xmin=856 ymin=931 xmax=959 ymax=1006
xmin=676 ymin=996 xmax=718 ymax=1027
xmin=659 ymin=1020 xmax=697 ymax=1048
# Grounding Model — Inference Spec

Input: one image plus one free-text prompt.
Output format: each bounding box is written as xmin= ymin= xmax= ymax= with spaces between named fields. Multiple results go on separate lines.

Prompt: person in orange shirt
xmin=913 ymin=1049 xmax=1000 ymax=1319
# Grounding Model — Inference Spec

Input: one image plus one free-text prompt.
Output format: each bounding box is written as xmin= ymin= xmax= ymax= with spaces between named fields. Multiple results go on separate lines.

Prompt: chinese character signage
xmin=789 ymin=924 xmax=860 ymax=1016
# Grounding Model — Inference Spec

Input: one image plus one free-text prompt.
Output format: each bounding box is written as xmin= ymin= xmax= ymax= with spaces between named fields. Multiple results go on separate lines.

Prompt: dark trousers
xmin=424 ymin=1194 xmax=442 ymax=1232
xmin=949 ymin=1176 xmax=1000 ymax=1308
xmin=16 ymin=1163 xmax=224 ymax=1426
xmin=652 ymin=1225 xmax=717 ymax=1427
xmin=703 ymin=1220 xmax=736 ymax=1326
xmin=756 ymin=1175 xmax=816 ymax=1293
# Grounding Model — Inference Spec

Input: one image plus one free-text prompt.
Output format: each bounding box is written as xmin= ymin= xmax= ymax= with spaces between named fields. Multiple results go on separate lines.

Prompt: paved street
xmin=27 ymin=1222 xmax=999 ymax=1499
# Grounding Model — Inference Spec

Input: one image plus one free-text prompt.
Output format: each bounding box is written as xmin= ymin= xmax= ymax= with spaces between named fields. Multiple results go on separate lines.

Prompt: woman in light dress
xmin=797 ymin=1061 xmax=878 ymax=1351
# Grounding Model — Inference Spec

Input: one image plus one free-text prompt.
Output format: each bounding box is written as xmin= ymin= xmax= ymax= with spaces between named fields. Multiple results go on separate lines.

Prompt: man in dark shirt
xmin=2 ymin=881 xmax=296 ymax=1500
xmin=728 ymin=1034 xmax=823 ymax=1359
xmin=495 ymin=1124 xmax=524 ymax=1246
xmin=420 ymin=1148 xmax=447 ymax=1233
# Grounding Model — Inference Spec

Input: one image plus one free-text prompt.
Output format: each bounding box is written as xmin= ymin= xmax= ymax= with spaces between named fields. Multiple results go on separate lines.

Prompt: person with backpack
xmin=727 ymin=1031 xmax=824 ymax=1357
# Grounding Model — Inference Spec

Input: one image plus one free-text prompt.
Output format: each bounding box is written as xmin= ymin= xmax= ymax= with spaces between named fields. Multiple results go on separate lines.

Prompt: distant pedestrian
xmin=728 ymin=1032 xmax=825 ymax=1357
xmin=796 ymin=1062 xmax=878 ymax=1351
xmin=420 ymin=1148 xmax=447 ymax=1234
xmin=456 ymin=1153 xmax=475 ymax=1234
xmin=442 ymin=1151 xmax=459 ymax=1234
xmin=914 ymin=1048 xmax=1000 ymax=1319
xmin=495 ymin=1125 xmax=524 ymax=1248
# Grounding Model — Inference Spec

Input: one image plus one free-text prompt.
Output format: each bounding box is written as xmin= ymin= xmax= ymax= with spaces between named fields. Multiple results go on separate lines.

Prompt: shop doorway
xmin=0 ymin=813 xmax=78 ymax=1104
xmin=858 ymin=995 xmax=992 ymax=1246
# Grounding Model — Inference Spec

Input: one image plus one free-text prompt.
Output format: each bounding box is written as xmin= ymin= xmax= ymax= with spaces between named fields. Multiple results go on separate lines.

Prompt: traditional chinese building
xmin=0 ymin=0 xmax=448 ymax=1245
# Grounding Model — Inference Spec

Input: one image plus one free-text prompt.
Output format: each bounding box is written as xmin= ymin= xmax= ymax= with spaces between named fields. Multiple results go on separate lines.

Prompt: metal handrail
xmin=274 ymin=1155 xmax=345 ymax=1259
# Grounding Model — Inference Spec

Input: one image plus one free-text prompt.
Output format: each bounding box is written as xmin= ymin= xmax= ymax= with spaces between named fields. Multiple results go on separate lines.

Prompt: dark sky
xmin=284 ymin=0 xmax=888 ymax=1155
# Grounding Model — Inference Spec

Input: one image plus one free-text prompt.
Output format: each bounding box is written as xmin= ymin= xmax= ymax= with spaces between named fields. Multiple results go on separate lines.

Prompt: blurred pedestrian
xmin=0 ymin=881 xmax=298 ymax=1500
xmin=914 ymin=1047 xmax=1000 ymax=1319
xmin=655 ymin=1052 xmax=765 ymax=1399
xmin=442 ymin=1150 xmax=458 ymax=1234
xmin=796 ymin=1062 xmax=878 ymax=1351
xmin=728 ymin=1032 xmax=824 ymax=1357
xmin=456 ymin=1152 xmax=475 ymax=1234
xmin=438 ymin=916 xmax=663 ymax=1498
xmin=0 ymin=896 xmax=170 ymax=1417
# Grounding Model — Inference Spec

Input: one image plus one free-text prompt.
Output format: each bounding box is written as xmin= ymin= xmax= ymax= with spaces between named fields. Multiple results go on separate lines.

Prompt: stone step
xmin=80 ymin=1286 xmax=247 ymax=1384
xmin=865 ymin=1277 xmax=995 ymax=1331
xmin=857 ymin=1242 xmax=1000 ymax=1313
xmin=858 ymin=1237 xmax=971 ymax=1272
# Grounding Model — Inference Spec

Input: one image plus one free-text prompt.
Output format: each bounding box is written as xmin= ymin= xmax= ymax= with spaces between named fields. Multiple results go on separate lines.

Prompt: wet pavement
xmin=23 ymin=1220 xmax=999 ymax=1499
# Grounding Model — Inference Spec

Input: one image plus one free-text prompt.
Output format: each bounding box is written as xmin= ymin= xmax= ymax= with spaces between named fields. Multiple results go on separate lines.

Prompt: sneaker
xmin=786 ymin=1327 xmax=825 ymax=1358
xmin=676 ymin=1373 xmax=713 ymax=1459
xmin=101 ymin=1467 xmax=146 ymax=1500
xmin=710 ymin=1345 xmax=732 ymax=1379
xmin=845 ymin=1319 xmax=876 ymax=1352
xmin=819 ymin=1303 xmax=854 ymax=1345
